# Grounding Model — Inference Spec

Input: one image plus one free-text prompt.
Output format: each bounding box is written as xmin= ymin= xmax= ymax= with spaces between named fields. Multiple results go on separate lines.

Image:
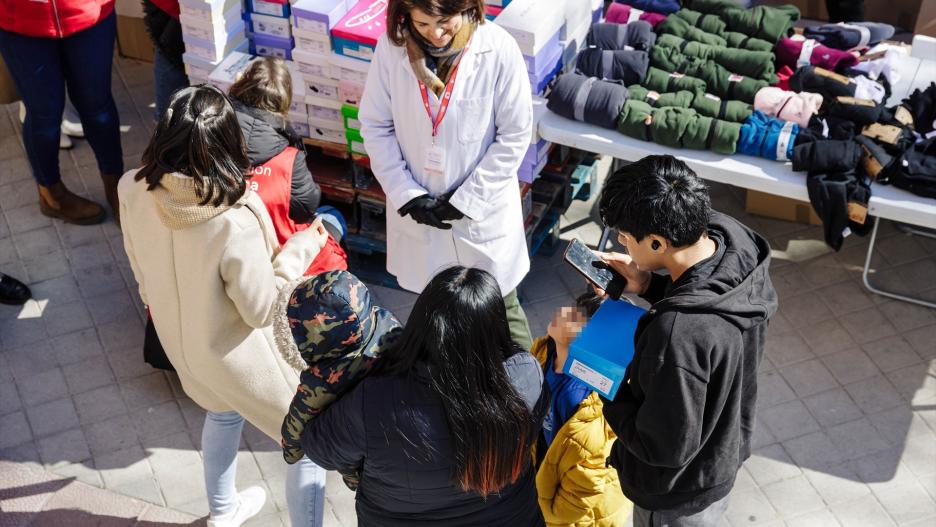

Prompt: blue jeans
xmin=202 ymin=411 xmax=326 ymax=526
xmin=153 ymin=47 xmax=189 ymax=122
xmin=0 ymin=13 xmax=123 ymax=187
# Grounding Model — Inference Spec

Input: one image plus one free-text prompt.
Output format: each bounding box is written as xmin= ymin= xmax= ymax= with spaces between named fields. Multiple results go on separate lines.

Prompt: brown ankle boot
xmin=101 ymin=173 xmax=121 ymax=228
xmin=38 ymin=181 xmax=106 ymax=225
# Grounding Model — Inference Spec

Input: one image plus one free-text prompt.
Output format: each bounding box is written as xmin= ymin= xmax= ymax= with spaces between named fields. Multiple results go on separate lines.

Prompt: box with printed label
xmin=293 ymin=0 xmax=351 ymax=34
xmin=308 ymin=100 xmax=343 ymax=122
xmin=208 ymin=51 xmax=254 ymax=92
xmin=250 ymin=33 xmax=294 ymax=60
xmin=292 ymin=49 xmax=338 ymax=78
xmin=246 ymin=0 xmax=290 ymax=18
xmin=331 ymin=0 xmax=389 ymax=62
xmin=309 ymin=123 xmax=348 ymax=144
xmin=338 ymin=79 xmax=364 ymax=106
xmin=180 ymin=5 xmax=242 ymax=41
xmin=249 ymin=12 xmax=293 ymax=38
xmin=184 ymin=29 xmax=248 ymax=63
xmin=303 ymin=74 xmax=340 ymax=100
xmin=309 ymin=115 xmax=345 ymax=133
xmin=180 ymin=0 xmax=242 ymax=21
xmin=293 ymin=27 xmax=333 ymax=55
xmin=494 ymin=0 xmax=566 ymax=56
xmin=563 ymin=299 xmax=645 ymax=399
xmin=329 ymin=52 xmax=371 ymax=85
xmin=291 ymin=120 xmax=311 ymax=137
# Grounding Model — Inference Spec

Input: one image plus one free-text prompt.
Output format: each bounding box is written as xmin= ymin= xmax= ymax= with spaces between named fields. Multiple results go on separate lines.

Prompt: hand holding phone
xmin=564 ymin=238 xmax=617 ymax=291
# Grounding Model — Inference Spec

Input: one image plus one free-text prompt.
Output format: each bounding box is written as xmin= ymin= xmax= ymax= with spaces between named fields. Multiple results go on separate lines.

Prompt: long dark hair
xmin=382 ymin=266 xmax=535 ymax=496
xmin=386 ymin=0 xmax=485 ymax=47
xmin=136 ymin=85 xmax=248 ymax=207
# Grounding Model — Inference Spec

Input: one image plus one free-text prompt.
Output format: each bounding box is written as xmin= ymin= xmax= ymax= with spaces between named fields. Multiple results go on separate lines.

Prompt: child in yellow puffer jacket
xmin=532 ymin=293 xmax=632 ymax=527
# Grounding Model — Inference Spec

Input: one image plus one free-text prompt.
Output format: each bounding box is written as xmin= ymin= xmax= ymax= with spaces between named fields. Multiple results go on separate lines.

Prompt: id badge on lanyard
xmin=418 ymin=43 xmax=469 ymax=178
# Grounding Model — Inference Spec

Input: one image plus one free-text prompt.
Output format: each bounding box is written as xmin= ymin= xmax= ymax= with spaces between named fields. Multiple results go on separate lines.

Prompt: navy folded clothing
xmin=586 ymin=21 xmax=656 ymax=52
xmin=576 ymin=48 xmax=649 ymax=85
xmin=613 ymin=0 xmax=681 ymax=15
xmin=803 ymin=22 xmax=895 ymax=50
xmin=547 ymin=73 xmax=629 ymax=129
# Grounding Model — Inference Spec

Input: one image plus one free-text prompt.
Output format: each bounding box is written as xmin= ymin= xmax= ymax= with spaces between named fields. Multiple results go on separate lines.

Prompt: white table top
xmin=537 ymin=54 xmax=936 ymax=230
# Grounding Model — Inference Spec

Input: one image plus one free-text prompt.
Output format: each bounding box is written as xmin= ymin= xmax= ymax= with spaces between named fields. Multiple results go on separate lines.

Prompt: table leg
xmin=861 ymin=217 xmax=936 ymax=309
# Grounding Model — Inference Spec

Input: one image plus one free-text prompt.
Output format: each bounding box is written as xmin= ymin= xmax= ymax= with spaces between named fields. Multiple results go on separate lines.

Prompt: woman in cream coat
xmin=119 ymin=86 xmax=327 ymax=527
xmin=360 ymin=0 xmax=534 ymax=348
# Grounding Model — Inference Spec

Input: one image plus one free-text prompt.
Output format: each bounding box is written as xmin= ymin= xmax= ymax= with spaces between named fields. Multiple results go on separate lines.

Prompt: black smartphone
xmin=564 ymin=238 xmax=614 ymax=290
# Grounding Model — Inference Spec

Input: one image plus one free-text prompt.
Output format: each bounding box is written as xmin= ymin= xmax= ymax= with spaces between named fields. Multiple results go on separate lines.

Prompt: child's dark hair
xmin=228 ymin=56 xmax=293 ymax=116
xmin=575 ymin=291 xmax=603 ymax=319
xmin=598 ymin=155 xmax=711 ymax=248
xmin=136 ymin=85 xmax=248 ymax=207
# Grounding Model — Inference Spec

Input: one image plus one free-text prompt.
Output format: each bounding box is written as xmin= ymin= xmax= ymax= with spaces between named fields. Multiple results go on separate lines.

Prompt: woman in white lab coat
xmin=360 ymin=0 xmax=534 ymax=348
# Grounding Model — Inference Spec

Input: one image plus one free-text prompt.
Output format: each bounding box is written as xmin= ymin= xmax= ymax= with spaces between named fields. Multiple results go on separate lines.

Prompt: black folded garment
xmin=903 ymin=82 xmax=936 ymax=135
xmin=854 ymin=134 xmax=894 ymax=183
xmin=789 ymin=65 xmax=855 ymax=99
xmin=859 ymin=123 xmax=916 ymax=156
xmin=547 ymin=73 xmax=629 ymax=129
xmin=586 ymin=21 xmax=656 ymax=51
xmin=824 ymin=96 xmax=883 ymax=126
xmin=803 ymin=22 xmax=895 ymax=50
xmin=576 ymin=48 xmax=649 ymax=85
xmin=807 ymin=170 xmax=872 ymax=251
xmin=792 ymin=140 xmax=861 ymax=173
xmin=882 ymin=137 xmax=936 ymax=199
xmin=796 ymin=115 xmax=858 ymax=145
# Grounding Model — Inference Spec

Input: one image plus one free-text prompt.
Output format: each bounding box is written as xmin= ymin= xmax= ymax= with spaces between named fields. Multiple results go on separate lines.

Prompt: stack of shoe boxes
xmin=245 ymin=0 xmax=295 ymax=59
xmin=180 ymin=0 xmax=248 ymax=84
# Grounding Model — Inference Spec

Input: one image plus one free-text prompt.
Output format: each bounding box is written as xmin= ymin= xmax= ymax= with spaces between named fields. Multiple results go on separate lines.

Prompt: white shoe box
xmin=494 ymin=0 xmax=566 ymax=56
xmin=293 ymin=27 xmax=332 ymax=56
xmin=179 ymin=0 xmax=242 ymax=22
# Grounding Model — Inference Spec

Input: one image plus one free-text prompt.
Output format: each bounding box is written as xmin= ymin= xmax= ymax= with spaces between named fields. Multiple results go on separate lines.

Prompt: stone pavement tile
xmin=867 ymin=405 xmax=935 ymax=446
xmin=136 ymin=504 xmax=203 ymax=523
xmin=87 ymin=289 xmax=137 ymax=327
xmin=62 ymin=356 xmax=115 ymax=395
xmin=757 ymin=371 xmax=797 ymax=409
xmin=779 ymin=359 xmax=838 ymax=398
xmin=877 ymin=300 xmax=936 ymax=333
xmin=743 ymin=445 xmax=801 ymax=487
xmin=74 ymin=384 xmax=129 ymax=426
xmin=111 ymin=476 xmax=165 ymax=507
xmin=851 ymin=447 xmax=917 ymax=492
xmin=0 ymin=372 xmax=22 ymax=414
xmin=733 ymin=466 xmax=758 ymax=493
xmin=782 ymin=431 xmax=845 ymax=471
xmin=233 ymin=451 xmax=265 ymax=490
xmin=131 ymin=401 xmax=187 ymax=443
xmin=142 ymin=430 xmax=201 ymax=478
xmin=887 ymin=361 xmax=936 ymax=404
xmin=26 ymin=398 xmax=80 ymax=438
xmin=36 ymin=428 xmax=91 ymax=467
xmin=0 ymin=460 xmax=69 ymax=518
xmin=877 ymin=234 xmax=930 ymax=266
xmin=821 ymin=349 xmax=880 ymax=386
xmin=109 ymin=345 xmax=158 ymax=381
xmin=901 ymin=436 xmax=936 ymax=479
xmin=767 ymin=311 xmax=794 ymax=336
xmin=893 ymin=259 xmax=936 ymax=293
xmin=816 ymin=279 xmax=875 ymax=314
xmin=830 ymin=497 xmax=897 ymax=527
xmin=785 ymin=509 xmax=842 ymax=527
xmin=725 ymin=487 xmax=781 ymax=526
xmin=904 ymin=325 xmax=936 ymax=360
xmin=796 ymin=318 xmax=857 ymax=357
xmin=56 ymin=222 xmax=105 ymax=250
xmin=825 ymin=418 xmax=892 ymax=462
xmin=863 ymin=336 xmax=924 ymax=373
xmin=16 ymin=367 xmax=68 ymax=408
xmin=51 ymin=461 xmax=103 ymax=488
xmin=0 ymin=442 xmax=42 ymax=468
xmin=844 ymin=375 xmax=904 ymax=415
xmin=761 ymin=475 xmax=825 ymax=518
xmin=12 ymin=226 xmax=61 ymax=260
xmin=839 ymin=306 xmax=899 ymax=345
xmin=0 ymin=180 xmax=39 ymax=211
xmin=177 ymin=397 xmax=206 ymax=432
xmin=920 ymin=472 xmax=936 ymax=502
xmin=158 ymin=463 xmax=208 ymax=508
xmin=75 ymin=262 xmax=126 ymax=299
xmin=760 ymin=400 xmax=820 ymax=442
xmin=53 ymin=327 xmax=105 ymax=366
xmin=0 ymin=314 xmax=47 ymax=350
xmin=0 ymin=130 xmax=24 ymax=162
xmin=0 ymin=411 xmax=33 ymax=449
xmin=84 ymin=414 xmax=140 ymax=457
xmin=6 ymin=203 xmax=52 ymax=234
xmin=0 ymin=235 xmax=15 ymax=264
xmin=873 ymin=480 xmax=936 ymax=525
xmin=802 ymin=463 xmax=871 ymax=507
xmin=29 ymin=274 xmax=82 ymax=305
xmin=802 ymin=388 xmax=863 ymax=428
xmin=519 ymin=264 xmax=576 ymax=304
xmin=780 ymin=292 xmax=834 ymax=329
xmin=40 ymin=477 xmax=147 ymax=522
xmin=767 ymin=264 xmax=807 ymax=303
xmin=765 ymin=332 xmax=814 ymax=369
xmin=752 ymin=417 xmax=777 ymax=450
xmin=120 ymin=371 xmax=174 ymax=411
xmin=95 ymin=445 xmax=154 ymax=490
xmin=22 ymin=250 xmax=72 ymax=283
xmin=97 ymin=313 xmax=145 ymax=354
xmin=67 ymin=241 xmax=116 ymax=271
xmin=4 ymin=340 xmax=58 ymax=382
xmin=0 ymin=155 xmax=31 ymax=185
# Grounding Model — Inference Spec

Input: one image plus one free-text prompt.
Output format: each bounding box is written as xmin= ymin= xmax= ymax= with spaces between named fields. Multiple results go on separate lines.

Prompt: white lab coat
xmin=359 ymin=21 xmax=532 ymax=295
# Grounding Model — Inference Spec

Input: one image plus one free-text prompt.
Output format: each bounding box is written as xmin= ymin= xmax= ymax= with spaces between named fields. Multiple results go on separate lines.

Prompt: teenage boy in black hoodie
xmin=597 ymin=155 xmax=778 ymax=526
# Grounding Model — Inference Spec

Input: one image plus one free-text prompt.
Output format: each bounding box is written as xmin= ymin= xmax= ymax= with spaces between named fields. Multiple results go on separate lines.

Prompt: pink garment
xmin=775 ymin=37 xmax=860 ymax=73
xmin=754 ymin=87 xmax=823 ymax=128
xmin=606 ymin=3 xmax=667 ymax=28
xmin=775 ymin=65 xmax=794 ymax=91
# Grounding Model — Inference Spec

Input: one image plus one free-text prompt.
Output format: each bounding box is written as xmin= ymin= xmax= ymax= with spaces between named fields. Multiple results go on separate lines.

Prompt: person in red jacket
xmin=0 ymin=0 xmax=123 ymax=226
xmin=228 ymin=57 xmax=349 ymax=276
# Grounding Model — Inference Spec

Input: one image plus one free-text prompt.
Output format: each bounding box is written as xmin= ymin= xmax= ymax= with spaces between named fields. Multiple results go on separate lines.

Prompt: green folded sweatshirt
xmin=650 ymin=46 xmax=769 ymax=104
xmin=643 ymin=66 xmax=708 ymax=94
xmin=671 ymin=10 xmax=774 ymax=51
xmin=617 ymin=99 xmax=740 ymax=155
xmin=628 ymin=85 xmax=754 ymax=123
xmin=656 ymin=34 xmax=777 ymax=84
xmin=684 ymin=0 xmax=800 ymax=43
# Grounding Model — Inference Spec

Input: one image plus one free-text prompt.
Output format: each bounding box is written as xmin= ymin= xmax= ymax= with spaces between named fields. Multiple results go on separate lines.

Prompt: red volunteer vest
xmin=249 ymin=147 xmax=348 ymax=276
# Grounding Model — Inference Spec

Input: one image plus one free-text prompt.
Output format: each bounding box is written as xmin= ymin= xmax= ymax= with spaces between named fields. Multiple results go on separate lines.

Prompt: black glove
xmin=435 ymin=193 xmax=465 ymax=222
xmin=399 ymin=195 xmax=452 ymax=230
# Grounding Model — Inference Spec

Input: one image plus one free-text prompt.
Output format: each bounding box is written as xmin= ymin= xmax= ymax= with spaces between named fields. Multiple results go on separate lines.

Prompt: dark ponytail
xmin=137 ymin=85 xmax=249 ymax=207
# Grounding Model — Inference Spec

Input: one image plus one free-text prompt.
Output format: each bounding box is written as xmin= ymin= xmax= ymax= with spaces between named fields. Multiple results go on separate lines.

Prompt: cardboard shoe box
xmin=746 ymin=190 xmax=821 ymax=226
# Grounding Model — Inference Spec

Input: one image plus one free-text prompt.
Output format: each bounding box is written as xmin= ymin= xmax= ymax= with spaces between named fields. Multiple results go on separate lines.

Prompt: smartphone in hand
xmin=564 ymin=238 xmax=615 ymax=290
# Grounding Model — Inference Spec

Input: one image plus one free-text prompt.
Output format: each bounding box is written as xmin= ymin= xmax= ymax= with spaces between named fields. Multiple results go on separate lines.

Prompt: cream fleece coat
xmin=118 ymin=170 xmax=321 ymax=440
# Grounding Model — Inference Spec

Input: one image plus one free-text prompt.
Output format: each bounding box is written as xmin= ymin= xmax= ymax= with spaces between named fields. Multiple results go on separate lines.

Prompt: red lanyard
xmin=418 ymin=43 xmax=469 ymax=140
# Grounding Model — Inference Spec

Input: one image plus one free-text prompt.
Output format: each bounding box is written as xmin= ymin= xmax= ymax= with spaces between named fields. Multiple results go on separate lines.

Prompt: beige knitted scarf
xmin=150 ymin=173 xmax=237 ymax=230
xmin=404 ymin=15 xmax=477 ymax=98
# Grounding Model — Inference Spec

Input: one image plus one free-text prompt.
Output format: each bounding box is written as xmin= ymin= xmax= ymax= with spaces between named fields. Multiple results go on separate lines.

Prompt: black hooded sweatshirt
xmin=603 ymin=212 xmax=778 ymax=512
xmin=232 ymin=99 xmax=321 ymax=223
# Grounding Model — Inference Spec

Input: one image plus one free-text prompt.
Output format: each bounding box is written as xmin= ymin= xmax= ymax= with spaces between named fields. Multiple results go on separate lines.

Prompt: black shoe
xmin=0 ymin=274 xmax=31 ymax=305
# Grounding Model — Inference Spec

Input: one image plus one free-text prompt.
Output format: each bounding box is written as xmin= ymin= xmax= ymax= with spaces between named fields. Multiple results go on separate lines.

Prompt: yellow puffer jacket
xmin=531 ymin=338 xmax=632 ymax=527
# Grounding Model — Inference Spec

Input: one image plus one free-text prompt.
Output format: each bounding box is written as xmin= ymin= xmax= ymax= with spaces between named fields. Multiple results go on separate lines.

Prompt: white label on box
xmin=297 ymin=38 xmax=330 ymax=55
xmin=182 ymin=23 xmax=213 ymax=42
xmin=569 ymin=359 xmax=613 ymax=395
xmin=252 ymin=0 xmax=285 ymax=16
xmin=253 ymin=15 xmax=291 ymax=38
xmin=310 ymin=106 xmax=341 ymax=121
xmin=296 ymin=17 xmax=329 ymax=34
xmin=188 ymin=44 xmax=220 ymax=61
xmin=298 ymin=62 xmax=329 ymax=77
xmin=342 ymin=45 xmax=373 ymax=61
xmin=256 ymin=45 xmax=288 ymax=59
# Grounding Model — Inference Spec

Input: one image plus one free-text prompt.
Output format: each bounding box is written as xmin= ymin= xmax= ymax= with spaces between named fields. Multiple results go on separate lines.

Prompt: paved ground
xmin=1 ymin=56 xmax=935 ymax=526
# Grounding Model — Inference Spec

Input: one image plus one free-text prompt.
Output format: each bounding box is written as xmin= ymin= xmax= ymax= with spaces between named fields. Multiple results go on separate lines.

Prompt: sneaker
xmin=61 ymin=119 xmax=84 ymax=138
xmin=206 ymin=486 xmax=267 ymax=527
xmin=59 ymin=133 xmax=73 ymax=150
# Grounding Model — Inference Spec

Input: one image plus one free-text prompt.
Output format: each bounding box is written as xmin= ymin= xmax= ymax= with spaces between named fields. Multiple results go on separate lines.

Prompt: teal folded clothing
xmin=656 ymin=34 xmax=777 ymax=83
xmin=650 ymin=46 xmax=769 ymax=103
xmin=617 ymin=98 xmax=740 ymax=155
xmin=642 ymin=66 xmax=708 ymax=94
xmin=683 ymin=0 xmax=800 ymax=43
xmin=737 ymin=110 xmax=799 ymax=161
xmin=628 ymin=84 xmax=753 ymax=123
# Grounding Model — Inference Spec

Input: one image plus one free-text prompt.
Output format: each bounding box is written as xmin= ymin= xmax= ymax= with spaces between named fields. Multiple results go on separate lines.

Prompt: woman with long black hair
xmin=299 ymin=266 xmax=547 ymax=526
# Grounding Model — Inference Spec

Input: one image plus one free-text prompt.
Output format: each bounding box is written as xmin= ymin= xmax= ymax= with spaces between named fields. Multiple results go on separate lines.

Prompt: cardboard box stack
xmin=180 ymin=0 xmax=248 ymax=85
xmin=245 ymin=0 xmax=295 ymax=59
